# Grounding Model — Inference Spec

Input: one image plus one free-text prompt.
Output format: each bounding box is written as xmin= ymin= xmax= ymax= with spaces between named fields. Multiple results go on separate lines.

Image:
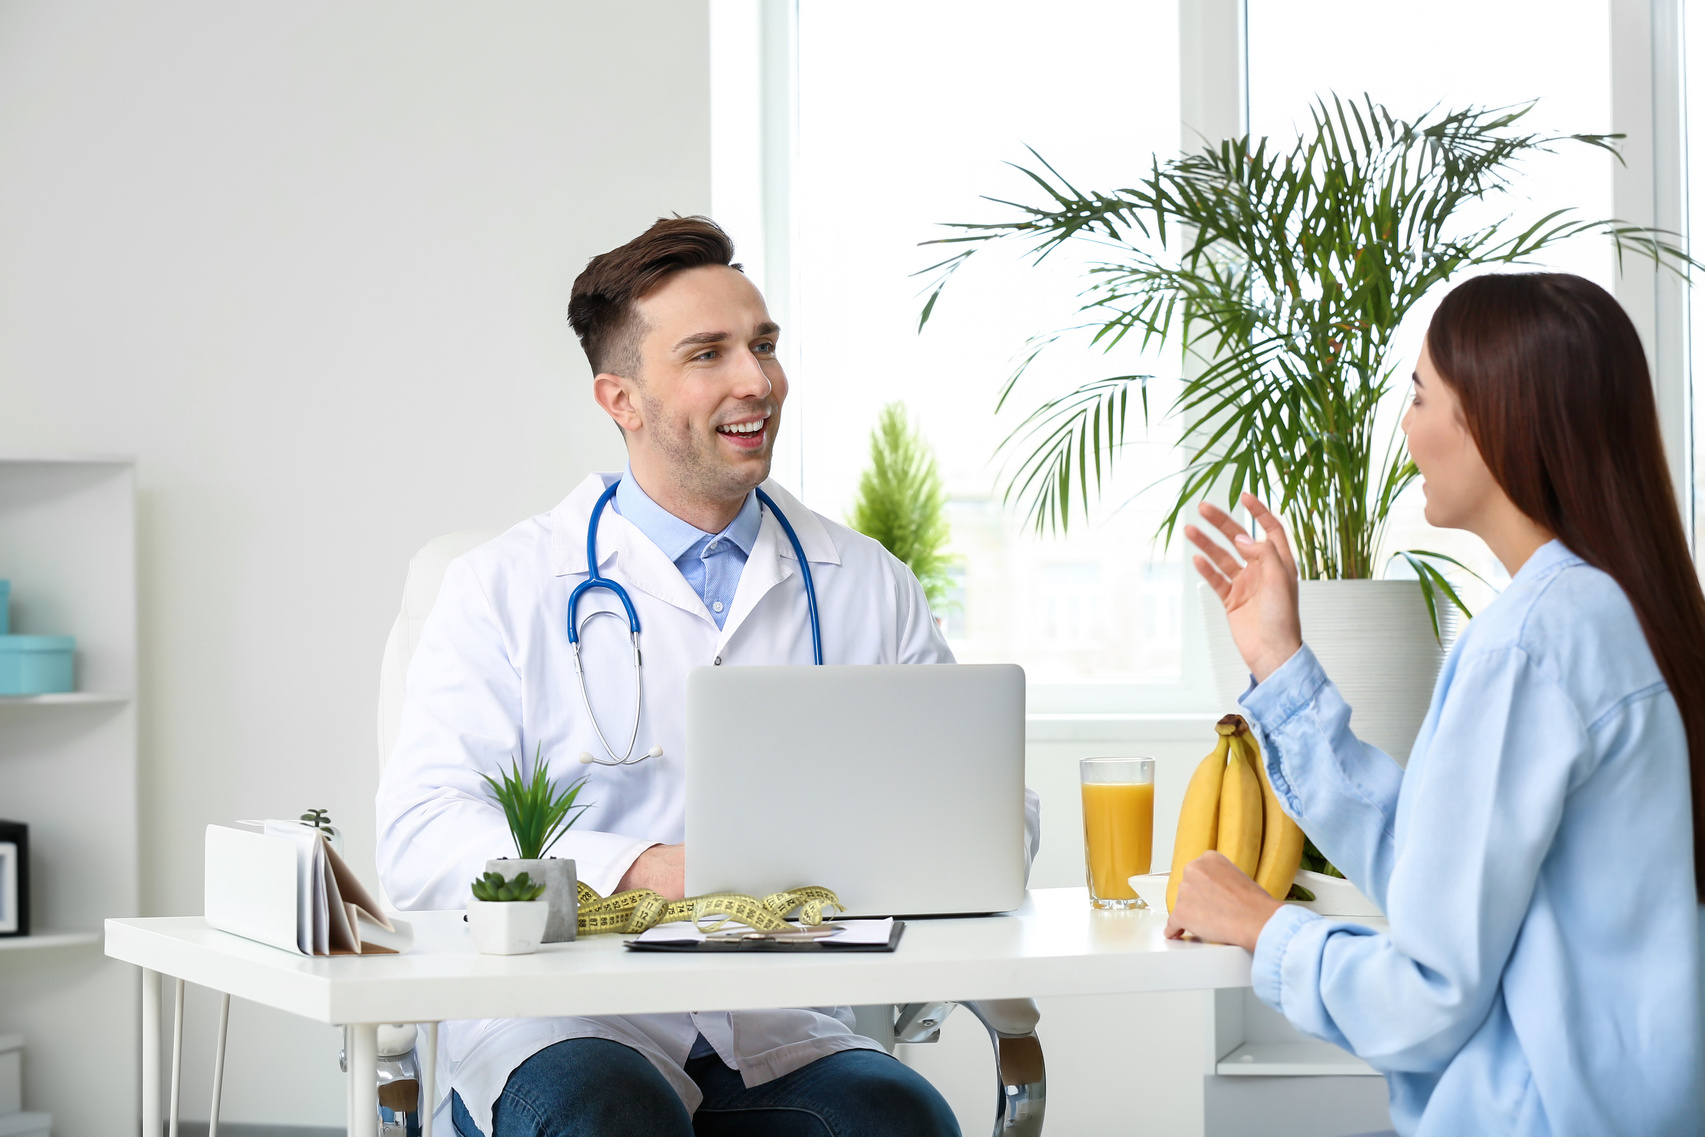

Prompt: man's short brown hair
xmin=567 ymin=215 xmax=741 ymax=379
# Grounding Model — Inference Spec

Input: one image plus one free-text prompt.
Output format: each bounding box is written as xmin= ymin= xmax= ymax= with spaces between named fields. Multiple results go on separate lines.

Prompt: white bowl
xmin=1289 ymin=870 xmax=1383 ymax=917
xmin=1126 ymin=872 xmax=1173 ymax=912
xmin=1128 ymin=869 xmax=1382 ymax=919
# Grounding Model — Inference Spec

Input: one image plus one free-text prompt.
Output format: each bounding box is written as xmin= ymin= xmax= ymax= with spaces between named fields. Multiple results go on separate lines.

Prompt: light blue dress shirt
xmin=1240 ymin=540 xmax=1702 ymax=1136
xmin=612 ymin=468 xmax=762 ymax=630
xmin=611 ymin=469 xmax=762 ymax=1062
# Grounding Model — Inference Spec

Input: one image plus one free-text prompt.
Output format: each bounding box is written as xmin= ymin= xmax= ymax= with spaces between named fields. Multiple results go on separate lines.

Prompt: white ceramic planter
xmin=466 ymin=898 xmax=549 ymax=955
xmin=1199 ymin=579 xmax=1456 ymax=763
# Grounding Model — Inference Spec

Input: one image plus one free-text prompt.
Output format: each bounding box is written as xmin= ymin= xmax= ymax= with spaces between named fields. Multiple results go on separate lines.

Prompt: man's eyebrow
xmin=673 ymin=323 xmax=781 ymax=351
xmin=673 ymin=330 xmax=730 ymax=351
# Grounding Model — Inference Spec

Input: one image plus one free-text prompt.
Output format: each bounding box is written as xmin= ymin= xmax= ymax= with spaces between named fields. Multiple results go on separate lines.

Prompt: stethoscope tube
xmin=754 ymin=486 xmax=822 ymax=667
xmin=570 ymin=479 xmax=821 ymax=767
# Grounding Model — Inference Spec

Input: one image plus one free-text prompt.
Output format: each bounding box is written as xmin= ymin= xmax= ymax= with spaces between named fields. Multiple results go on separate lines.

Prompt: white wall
xmin=0 ymin=7 xmax=1389 ymax=1135
xmin=0 ymin=1 xmax=708 ymax=1126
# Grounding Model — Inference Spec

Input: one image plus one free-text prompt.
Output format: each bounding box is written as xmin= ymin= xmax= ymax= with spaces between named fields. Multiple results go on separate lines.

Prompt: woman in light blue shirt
xmin=1169 ymin=273 xmax=1705 ymax=1136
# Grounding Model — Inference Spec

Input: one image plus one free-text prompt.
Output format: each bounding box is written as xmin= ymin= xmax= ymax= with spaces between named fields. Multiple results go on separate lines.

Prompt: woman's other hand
xmin=1186 ymin=493 xmax=1303 ymax=684
xmin=1164 ymin=851 xmax=1284 ymax=951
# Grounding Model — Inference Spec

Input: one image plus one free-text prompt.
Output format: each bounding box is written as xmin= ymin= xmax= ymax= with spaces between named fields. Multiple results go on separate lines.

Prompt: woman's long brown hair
xmin=1427 ymin=273 xmax=1705 ymax=900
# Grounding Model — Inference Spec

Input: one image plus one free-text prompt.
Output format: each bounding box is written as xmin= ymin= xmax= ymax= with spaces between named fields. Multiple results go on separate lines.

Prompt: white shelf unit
xmin=0 ymin=456 xmax=138 ymax=1132
xmin=1200 ymin=985 xmax=1390 ymax=1137
xmin=0 ymin=931 xmax=102 ymax=952
xmin=0 ymin=693 xmax=131 ymax=708
xmin=1216 ymin=1039 xmax=1378 ymax=1077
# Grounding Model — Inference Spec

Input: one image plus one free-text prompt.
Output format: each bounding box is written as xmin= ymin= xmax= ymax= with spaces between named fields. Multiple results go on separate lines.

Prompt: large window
xmin=790 ymin=1 xmax=1190 ymax=707
xmin=716 ymin=0 xmax=1680 ymax=712
xmin=1248 ymin=0 xmax=1617 ymax=605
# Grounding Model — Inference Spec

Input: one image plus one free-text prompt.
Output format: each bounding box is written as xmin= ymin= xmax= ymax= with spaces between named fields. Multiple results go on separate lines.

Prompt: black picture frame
xmin=0 ymin=818 xmax=29 ymax=937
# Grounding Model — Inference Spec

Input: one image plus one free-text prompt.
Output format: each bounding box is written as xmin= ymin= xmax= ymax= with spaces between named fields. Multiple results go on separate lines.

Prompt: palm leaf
xmin=921 ymin=94 xmax=1697 ymax=567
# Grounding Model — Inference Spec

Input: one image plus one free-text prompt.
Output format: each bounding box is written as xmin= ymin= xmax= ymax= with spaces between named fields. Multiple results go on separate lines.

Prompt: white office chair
xmin=376 ymin=530 xmax=1047 ymax=1137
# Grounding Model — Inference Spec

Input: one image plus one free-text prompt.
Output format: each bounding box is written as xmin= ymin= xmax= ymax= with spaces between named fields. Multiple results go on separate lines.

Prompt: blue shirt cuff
xmin=1239 ymin=643 xmax=1328 ymax=731
xmin=1251 ymin=902 xmax=1319 ymax=1013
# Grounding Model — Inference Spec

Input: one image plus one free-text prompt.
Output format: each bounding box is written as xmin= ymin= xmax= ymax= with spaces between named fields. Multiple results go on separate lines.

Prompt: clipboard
xmin=625 ymin=920 xmax=905 ymax=953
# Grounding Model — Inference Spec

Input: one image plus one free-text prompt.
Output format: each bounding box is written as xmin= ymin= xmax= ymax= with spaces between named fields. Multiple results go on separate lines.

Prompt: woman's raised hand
xmin=1185 ymin=494 xmax=1302 ymax=685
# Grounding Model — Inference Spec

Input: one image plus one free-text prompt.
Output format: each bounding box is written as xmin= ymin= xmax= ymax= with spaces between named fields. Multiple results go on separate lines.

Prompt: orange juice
xmin=1081 ymin=781 xmax=1154 ymax=900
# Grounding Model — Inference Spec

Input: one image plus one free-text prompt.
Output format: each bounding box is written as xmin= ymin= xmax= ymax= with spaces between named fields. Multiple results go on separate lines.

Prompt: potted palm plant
xmin=482 ymin=744 xmax=591 ymax=942
xmin=919 ymin=95 xmax=1686 ymax=761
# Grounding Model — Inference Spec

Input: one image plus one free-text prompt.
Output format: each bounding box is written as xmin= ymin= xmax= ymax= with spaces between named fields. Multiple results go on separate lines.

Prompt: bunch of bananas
xmin=1166 ymin=714 xmax=1304 ymax=910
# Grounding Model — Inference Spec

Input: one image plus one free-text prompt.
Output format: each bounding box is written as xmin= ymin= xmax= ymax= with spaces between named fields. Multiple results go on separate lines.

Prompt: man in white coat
xmin=378 ymin=216 xmax=1038 ymax=1137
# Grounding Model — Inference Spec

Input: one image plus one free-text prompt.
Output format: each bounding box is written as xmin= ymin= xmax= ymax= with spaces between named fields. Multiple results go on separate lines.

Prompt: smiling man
xmin=376 ymin=217 xmax=1023 ymax=1137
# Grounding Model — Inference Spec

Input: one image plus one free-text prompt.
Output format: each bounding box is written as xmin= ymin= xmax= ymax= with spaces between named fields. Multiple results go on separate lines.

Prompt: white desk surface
xmin=105 ymin=887 xmax=1253 ymax=1024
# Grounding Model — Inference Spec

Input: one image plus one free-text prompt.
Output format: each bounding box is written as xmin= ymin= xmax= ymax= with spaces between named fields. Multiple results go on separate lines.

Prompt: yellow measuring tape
xmin=576 ymin=882 xmax=844 ymax=938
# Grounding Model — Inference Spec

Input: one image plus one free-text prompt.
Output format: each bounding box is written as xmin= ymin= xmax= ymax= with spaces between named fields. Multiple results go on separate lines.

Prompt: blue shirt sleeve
xmin=1241 ymin=641 xmax=1588 ymax=1073
xmin=1241 ymin=644 xmax=1407 ymax=906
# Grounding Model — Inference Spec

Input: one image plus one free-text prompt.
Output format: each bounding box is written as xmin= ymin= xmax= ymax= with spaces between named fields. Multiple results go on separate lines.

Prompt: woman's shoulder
xmin=1458 ymin=544 xmax=1663 ymax=719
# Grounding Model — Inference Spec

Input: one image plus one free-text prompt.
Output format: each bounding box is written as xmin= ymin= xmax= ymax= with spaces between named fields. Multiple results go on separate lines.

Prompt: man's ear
xmin=593 ymin=372 xmax=643 ymax=434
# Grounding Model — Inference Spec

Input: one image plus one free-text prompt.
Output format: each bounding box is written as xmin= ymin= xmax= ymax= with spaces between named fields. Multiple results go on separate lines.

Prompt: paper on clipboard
xmin=632 ymin=918 xmax=896 ymax=946
xmin=205 ymin=823 xmax=412 ymax=956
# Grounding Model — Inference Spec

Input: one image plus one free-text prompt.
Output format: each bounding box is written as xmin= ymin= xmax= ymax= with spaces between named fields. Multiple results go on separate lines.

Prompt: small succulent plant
xmin=299 ymin=808 xmax=334 ymax=837
xmin=471 ymin=870 xmax=546 ymax=903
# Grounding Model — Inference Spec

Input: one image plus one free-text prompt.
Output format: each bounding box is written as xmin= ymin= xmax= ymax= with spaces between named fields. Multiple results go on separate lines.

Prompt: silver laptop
xmin=685 ymin=663 xmax=1026 ymax=918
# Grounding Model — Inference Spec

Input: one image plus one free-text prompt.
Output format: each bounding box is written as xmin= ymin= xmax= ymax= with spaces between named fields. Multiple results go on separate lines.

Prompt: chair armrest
xmin=961 ymin=997 xmax=1040 ymax=1037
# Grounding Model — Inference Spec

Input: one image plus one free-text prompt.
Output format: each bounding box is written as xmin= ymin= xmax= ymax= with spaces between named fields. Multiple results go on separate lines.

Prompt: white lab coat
xmin=377 ymin=471 xmax=1040 ymax=1135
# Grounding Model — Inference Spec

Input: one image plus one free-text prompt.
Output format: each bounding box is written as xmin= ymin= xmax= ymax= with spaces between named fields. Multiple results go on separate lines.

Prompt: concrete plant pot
xmin=1199 ymin=579 xmax=1446 ymax=918
xmin=1199 ymin=579 xmax=1456 ymax=764
xmin=486 ymin=857 xmax=577 ymax=942
xmin=466 ymin=898 xmax=549 ymax=955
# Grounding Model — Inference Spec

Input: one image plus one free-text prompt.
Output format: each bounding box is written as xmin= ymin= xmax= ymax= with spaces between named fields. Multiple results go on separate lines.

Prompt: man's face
xmin=619 ymin=265 xmax=786 ymax=508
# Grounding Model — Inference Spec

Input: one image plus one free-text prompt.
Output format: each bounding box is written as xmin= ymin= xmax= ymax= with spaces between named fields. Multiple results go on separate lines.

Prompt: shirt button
xmin=712 ymin=601 xmax=724 ymax=613
xmin=713 ymin=656 xmax=722 ymax=666
xmin=707 ymin=542 xmax=720 ymax=553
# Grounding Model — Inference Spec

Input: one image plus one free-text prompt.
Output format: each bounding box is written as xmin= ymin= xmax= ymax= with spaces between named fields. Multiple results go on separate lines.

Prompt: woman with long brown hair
xmin=1170 ymin=272 xmax=1703 ymax=1136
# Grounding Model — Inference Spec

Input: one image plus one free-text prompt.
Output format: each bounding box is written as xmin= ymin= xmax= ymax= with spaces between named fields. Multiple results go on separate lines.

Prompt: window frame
xmin=711 ymin=0 xmax=1694 ymax=716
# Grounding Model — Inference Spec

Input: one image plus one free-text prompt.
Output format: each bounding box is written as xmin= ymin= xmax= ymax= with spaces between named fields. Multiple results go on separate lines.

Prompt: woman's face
xmin=1401 ymin=341 xmax=1503 ymax=531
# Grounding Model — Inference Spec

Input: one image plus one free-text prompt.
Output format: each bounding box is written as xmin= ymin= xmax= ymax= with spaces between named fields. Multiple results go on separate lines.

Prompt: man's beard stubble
xmin=637 ymin=389 xmax=777 ymax=505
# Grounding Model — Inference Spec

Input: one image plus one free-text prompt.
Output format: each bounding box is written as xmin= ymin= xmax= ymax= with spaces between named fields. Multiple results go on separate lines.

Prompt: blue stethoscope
xmin=571 ymin=479 xmax=822 ymax=766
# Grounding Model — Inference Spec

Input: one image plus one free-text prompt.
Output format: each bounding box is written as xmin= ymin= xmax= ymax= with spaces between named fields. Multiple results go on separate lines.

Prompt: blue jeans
xmin=451 ymin=1036 xmax=960 ymax=1137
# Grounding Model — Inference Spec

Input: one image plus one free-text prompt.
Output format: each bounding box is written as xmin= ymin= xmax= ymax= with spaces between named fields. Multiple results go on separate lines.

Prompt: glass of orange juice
xmin=1080 ymin=756 xmax=1155 ymax=910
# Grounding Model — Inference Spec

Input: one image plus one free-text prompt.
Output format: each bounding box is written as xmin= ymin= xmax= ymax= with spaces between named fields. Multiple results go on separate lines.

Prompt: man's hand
xmin=617 ymin=843 xmax=685 ymax=899
xmin=1164 ymin=851 xmax=1284 ymax=951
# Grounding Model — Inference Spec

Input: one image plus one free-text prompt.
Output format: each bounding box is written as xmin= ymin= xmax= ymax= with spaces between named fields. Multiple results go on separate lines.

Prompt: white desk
xmin=106 ymin=888 xmax=1253 ymax=1137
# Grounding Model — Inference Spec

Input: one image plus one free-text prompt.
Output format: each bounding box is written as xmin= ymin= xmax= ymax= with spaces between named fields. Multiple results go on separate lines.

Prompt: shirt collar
xmin=613 ymin=466 xmax=761 ymax=561
xmin=1512 ymin=538 xmax=1581 ymax=585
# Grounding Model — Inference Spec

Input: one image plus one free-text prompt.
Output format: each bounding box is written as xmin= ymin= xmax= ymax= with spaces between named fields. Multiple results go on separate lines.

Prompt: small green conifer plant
xmin=847 ymin=402 xmax=957 ymax=613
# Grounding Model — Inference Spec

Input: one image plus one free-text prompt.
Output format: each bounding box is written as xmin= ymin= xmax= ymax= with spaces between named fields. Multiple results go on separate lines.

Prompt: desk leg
xmin=141 ymin=968 xmax=160 ymax=1137
xmin=209 ymin=992 xmax=230 ymax=1137
xmin=169 ymin=978 xmax=185 ymax=1137
xmin=421 ymin=1023 xmax=438 ymax=1137
xmin=347 ymin=1023 xmax=378 ymax=1137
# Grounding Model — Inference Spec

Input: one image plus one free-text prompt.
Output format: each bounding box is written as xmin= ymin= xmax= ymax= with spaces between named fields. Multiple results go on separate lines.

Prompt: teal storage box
xmin=0 ymin=636 xmax=75 ymax=695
